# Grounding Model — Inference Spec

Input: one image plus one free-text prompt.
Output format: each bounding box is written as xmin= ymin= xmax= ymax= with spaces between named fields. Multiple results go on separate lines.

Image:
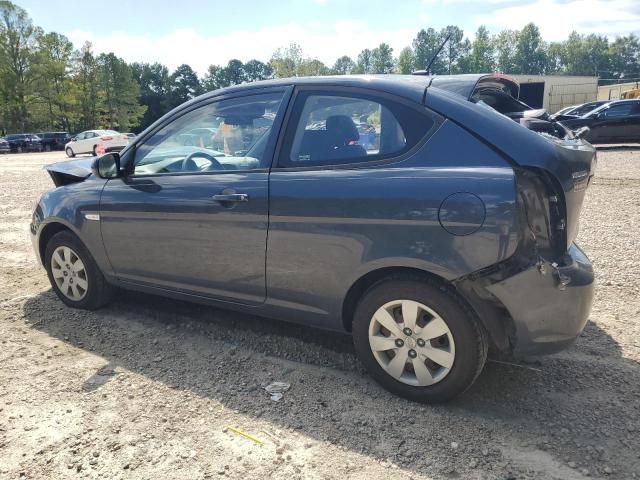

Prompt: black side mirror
xmin=92 ymin=152 xmax=121 ymax=179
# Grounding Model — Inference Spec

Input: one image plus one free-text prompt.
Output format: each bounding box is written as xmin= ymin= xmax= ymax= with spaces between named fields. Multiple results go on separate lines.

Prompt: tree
xmin=441 ymin=25 xmax=465 ymax=74
xmin=243 ymin=59 xmax=272 ymax=82
xmin=545 ymin=42 xmax=565 ymax=74
xmin=470 ymin=26 xmax=495 ymax=73
xmin=456 ymin=38 xmax=473 ymax=74
xmin=71 ymin=41 xmax=100 ymax=131
xmin=371 ymin=43 xmax=394 ymax=74
xmin=270 ymin=43 xmax=303 ymax=78
xmin=332 ymin=55 xmax=355 ymax=75
xmin=202 ymin=64 xmax=228 ymax=91
xmin=224 ymin=59 xmax=246 ymax=85
xmin=132 ymin=62 xmax=170 ymax=131
xmin=513 ymin=23 xmax=547 ymax=74
xmin=354 ymin=48 xmax=374 ymax=74
xmin=31 ymin=31 xmax=74 ymax=130
xmin=297 ymin=59 xmax=330 ymax=76
xmin=608 ymin=34 xmax=640 ymax=78
xmin=97 ymin=52 xmax=145 ymax=131
xmin=495 ymin=29 xmax=518 ymax=73
xmin=412 ymin=28 xmax=446 ymax=74
xmin=0 ymin=0 xmax=38 ymax=132
xmin=396 ymin=47 xmax=414 ymax=74
xmin=169 ymin=64 xmax=202 ymax=108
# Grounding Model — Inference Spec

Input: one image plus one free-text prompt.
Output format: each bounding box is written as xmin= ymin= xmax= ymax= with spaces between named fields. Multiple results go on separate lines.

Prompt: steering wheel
xmin=181 ymin=151 xmax=224 ymax=172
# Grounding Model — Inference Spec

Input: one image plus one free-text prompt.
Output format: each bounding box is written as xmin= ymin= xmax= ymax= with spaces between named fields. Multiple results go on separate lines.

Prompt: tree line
xmin=1 ymin=0 xmax=639 ymax=135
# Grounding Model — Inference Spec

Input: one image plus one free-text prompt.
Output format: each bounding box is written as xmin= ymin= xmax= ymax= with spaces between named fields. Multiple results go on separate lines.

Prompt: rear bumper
xmin=486 ymin=244 xmax=594 ymax=356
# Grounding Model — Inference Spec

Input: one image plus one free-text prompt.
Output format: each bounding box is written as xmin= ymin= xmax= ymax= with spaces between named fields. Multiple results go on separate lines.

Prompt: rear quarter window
xmin=279 ymin=90 xmax=435 ymax=168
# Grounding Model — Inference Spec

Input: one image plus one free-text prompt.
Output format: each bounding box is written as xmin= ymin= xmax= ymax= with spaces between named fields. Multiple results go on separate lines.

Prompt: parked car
xmin=550 ymin=101 xmax=609 ymax=121
xmin=559 ymin=99 xmax=640 ymax=143
xmin=0 ymin=137 xmax=10 ymax=153
xmin=65 ymin=130 xmax=130 ymax=157
xmin=123 ymin=132 xmax=136 ymax=139
xmin=31 ymin=76 xmax=596 ymax=403
xmin=5 ymin=134 xmax=43 ymax=153
xmin=36 ymin=132 xmax=72 ymax=151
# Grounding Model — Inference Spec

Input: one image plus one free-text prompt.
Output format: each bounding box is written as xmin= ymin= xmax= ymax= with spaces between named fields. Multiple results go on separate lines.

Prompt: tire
xmin=92 ymin=145 xmax=97 ymax=156
xmin=65 ymin=147 xmax=75 ymax=158
xmin=44 ymin=231 xmax=114 ymax=310
xmin=352 ymin=278 xmax=488 ymax=403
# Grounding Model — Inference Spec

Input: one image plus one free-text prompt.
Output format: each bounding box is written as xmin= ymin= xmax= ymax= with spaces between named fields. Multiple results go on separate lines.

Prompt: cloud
xmin=66 ymin=21 xmax=415 ymax=75
xmin=475 ymin=0 xmax=640 ymax=40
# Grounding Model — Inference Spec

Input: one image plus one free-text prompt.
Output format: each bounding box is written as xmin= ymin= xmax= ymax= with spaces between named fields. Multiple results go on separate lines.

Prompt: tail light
xmin=100 ymin=136 xmax=113 ymax=141
xmin=516 ymin=169 xmax=566 ymax=260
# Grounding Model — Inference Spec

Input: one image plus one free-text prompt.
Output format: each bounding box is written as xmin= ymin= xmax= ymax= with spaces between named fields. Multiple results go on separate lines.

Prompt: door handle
xmin=212 ymin=193 xmax=249 ymax=202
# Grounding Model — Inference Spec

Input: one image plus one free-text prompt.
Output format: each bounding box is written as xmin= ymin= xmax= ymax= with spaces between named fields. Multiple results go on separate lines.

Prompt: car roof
xmin=196 ymin=75 xmax=434 ymax=105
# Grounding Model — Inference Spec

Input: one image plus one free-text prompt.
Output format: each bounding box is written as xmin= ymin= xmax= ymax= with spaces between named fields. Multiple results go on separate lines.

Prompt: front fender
xmin=31 ymin=178 xmax=111 ymax=274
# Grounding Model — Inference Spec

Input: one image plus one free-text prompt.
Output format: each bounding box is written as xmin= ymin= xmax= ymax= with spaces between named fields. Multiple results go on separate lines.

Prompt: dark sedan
xmin=550 ymin=100 xmax=609 ymax=121
xmin=30 ymin=75 xmax=596 ymax=403
xmin=5 ymin=134 xmax=43 ymax=153
xmin=560 ymin=99 xmax=640 ymax=143
xmin=0 ymin=137 xmax=10 ymax=153
xmin=36 ymin=132 xmax=72 ymax=151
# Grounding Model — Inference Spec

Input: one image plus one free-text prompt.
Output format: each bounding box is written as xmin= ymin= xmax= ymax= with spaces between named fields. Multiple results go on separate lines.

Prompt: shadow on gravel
xmin=23 ymin=288 xmax=640 ymax=478
xmin=595 ymin=144 xmax=640 ymax=152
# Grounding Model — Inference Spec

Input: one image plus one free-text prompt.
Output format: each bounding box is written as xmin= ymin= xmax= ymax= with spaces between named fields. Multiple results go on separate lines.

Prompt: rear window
xmin=281 ymin=91 xmax=434 ymax=167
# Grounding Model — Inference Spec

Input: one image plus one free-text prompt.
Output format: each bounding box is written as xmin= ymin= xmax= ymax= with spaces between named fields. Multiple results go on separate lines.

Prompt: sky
xmin=18 ymin=0 xmax=640 ymax=75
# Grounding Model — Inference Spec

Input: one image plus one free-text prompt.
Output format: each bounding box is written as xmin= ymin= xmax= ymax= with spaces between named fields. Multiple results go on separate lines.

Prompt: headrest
xmin=325 ymin=115 xmax=359 ymax=143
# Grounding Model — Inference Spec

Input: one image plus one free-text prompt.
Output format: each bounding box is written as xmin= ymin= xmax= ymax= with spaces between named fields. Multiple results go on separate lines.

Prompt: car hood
xmin=45 ymin=157 xmax=95 ymax=186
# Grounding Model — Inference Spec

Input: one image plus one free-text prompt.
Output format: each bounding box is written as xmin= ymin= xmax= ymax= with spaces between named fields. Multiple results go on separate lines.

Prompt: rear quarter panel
xmin=266 ymin=120 xmax=518 ymax=330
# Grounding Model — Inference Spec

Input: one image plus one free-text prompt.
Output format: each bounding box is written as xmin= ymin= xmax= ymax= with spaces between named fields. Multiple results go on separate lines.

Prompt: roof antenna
xmin=425 ymin=33 xmax=451 ymax=75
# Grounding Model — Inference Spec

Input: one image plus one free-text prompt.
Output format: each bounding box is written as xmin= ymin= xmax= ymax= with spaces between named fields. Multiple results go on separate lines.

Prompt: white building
xmin=511 ymin=75 xmax=598 ymax=113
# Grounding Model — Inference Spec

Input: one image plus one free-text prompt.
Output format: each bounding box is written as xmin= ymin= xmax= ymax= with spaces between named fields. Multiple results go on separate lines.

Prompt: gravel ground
xmin=0 ymin=149 xmax=639 ymax=480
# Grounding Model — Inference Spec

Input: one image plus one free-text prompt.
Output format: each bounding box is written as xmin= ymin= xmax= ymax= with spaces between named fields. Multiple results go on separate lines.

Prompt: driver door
xmin=99 ymin=89 xmax=289 ymax=304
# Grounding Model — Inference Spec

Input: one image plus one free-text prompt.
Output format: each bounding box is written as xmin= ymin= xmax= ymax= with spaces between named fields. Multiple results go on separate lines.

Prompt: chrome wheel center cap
xmin=406 ymin=337 xmax=416 ymax=349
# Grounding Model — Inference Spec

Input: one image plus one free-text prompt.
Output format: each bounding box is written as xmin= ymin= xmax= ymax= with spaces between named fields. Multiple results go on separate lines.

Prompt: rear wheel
xmin=352 ymin=279 xmax=488 ymax=403
xmin=65 ymin=147 xmax=75 ymax=158
xmin=45 ymin=231 xmax=113 ymax=310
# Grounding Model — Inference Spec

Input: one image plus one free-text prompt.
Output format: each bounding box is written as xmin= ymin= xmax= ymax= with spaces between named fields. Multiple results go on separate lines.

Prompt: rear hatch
xmin=425 ymin=87 xmax=596 ymax=252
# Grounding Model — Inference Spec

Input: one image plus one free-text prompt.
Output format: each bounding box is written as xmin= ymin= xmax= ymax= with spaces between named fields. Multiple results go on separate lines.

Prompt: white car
xmin=65 ymin=130 xmax=130 ymax=157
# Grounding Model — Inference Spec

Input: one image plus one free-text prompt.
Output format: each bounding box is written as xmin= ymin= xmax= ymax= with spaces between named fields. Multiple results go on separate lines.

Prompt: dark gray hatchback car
xmin=31 ymin=75 xmax=595 ymax=402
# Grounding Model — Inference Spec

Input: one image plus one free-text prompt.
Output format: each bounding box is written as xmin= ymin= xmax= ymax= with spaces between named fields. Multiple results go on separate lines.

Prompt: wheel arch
xmin=341 ymin=266 xmax=451 ymax=332
xmin=38 ymin=221 xmax=75 ymax=265
xmin=340 ymin=265 xmax=511 ymax=353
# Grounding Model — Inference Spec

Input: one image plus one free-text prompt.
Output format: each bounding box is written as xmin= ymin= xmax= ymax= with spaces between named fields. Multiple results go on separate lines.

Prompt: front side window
xmin=604 ymin=103 xmax=634 ymax=118
xmin=283 ymin=92 xmax=433 ymax=167
xmin=133 ymin=92 xmax=284 ymax=176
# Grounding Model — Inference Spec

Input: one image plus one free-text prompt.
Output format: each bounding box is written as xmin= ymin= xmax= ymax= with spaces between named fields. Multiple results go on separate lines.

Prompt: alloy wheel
xmin=368 ymin=299 xmax=455 ymax=386
xmin=50 ymin=246 xmax=88 ymax=301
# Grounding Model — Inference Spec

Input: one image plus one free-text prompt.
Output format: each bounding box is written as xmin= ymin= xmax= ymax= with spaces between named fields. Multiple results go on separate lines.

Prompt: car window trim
xmin=272 ymin=85 xmax=443 ymax=172
xmin=122 ymin=86 xmax=294 ymax=178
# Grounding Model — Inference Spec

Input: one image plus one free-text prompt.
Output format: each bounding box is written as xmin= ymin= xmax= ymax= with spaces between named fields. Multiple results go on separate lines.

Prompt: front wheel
xmin=352 ymin=279 xmax=488 ymax=403
xmin=65 ymin=147 xmax=75 ymax=158
xmin=45 ymin=231 xmax=113 ymax=310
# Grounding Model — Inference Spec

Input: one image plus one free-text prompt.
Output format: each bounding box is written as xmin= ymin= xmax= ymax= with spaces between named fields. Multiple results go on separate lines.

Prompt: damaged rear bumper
xmin=486 ymin=244 xmax=594 ymax=356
